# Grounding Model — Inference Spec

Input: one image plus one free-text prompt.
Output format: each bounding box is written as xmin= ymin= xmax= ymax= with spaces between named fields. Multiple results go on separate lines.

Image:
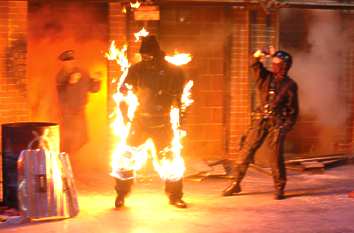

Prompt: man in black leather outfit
xmin=222 ymin=48 xmax=299 ymax=200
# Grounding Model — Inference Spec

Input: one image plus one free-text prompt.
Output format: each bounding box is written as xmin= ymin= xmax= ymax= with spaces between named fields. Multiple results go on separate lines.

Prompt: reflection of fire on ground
xmin=105 ymin=37 xmax=193 ymax=182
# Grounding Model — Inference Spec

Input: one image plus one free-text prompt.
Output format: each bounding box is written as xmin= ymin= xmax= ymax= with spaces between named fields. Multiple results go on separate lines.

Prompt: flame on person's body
xmin=134 ymin=27 xmax=149 ymax=42
xmin=130 ymin=1 xmax=141 ymax=9
xmin=106 ymin=40 xmax=193 ymax=181
xmin=153 ymin=82 xmax=193 ymax=181
xmin=165 ymin=52 xmax=192 ymax=66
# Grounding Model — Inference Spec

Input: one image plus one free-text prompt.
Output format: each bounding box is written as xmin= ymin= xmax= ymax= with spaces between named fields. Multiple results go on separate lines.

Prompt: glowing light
xmin=165 ymin=52 xmax=192 ymax=66
xmin=130 ymin=1 xmax=141 ymax=9
xmin=51 ymin=152 xmax=63 ymax=206
xmin=134 ymin=27 xmax=150 ymax=42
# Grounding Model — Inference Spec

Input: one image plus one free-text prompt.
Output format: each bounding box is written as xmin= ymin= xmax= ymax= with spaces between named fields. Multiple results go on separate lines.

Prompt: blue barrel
xmin=1 ymin=122 xmax=59 ymax=208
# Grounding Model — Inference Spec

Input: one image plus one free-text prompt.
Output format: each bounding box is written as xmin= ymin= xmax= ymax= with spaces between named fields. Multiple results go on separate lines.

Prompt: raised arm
xmin=251 ymin=49 xmax=271 ymax=82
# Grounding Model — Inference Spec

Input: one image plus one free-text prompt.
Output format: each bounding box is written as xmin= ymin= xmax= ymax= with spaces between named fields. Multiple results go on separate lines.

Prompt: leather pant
xmin=234 ymin=118 xmax=287 ymax=192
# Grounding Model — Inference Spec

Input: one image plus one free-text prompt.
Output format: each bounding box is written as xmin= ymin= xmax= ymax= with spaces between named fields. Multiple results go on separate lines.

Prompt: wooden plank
xmin=286 ymin=154 xmax=350 ymax=164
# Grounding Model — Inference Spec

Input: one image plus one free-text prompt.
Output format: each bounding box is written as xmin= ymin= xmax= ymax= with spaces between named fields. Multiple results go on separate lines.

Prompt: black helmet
xmin=139 ymin=35 xmax=161 ymax=56
xmin=273 ymin=50 xmax=292 ymax=71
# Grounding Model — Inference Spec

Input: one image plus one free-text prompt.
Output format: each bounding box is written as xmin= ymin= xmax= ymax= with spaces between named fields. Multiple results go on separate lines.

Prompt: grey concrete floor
xmin=1 ymin=164 xmax=354 ymax=233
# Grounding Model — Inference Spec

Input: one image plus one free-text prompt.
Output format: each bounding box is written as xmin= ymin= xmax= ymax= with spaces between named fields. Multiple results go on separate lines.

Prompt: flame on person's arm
xmin=134 ymin=27 xmax=149 ymax=42
xmin=165 ymin=51 xmax=192 ymax=66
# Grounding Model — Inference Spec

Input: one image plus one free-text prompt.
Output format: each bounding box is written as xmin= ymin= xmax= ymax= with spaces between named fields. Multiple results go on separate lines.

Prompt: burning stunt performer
xmin=222 ymin=48 xmax=299 ymax=200
xmin=114 ymin=35 xmax=187 ymax=208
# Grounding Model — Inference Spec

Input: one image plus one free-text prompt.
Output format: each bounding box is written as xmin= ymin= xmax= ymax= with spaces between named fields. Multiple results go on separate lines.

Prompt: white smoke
xmin=291 ymin=10 xmax=351 ymax=127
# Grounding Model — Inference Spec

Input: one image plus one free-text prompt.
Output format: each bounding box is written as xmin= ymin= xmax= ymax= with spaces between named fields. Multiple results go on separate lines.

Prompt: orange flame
xmin=105 ymin=41 xmax=130 ymax=87
xmin=152 ymin=81 xmax=193 ymax=180
xmin=134 ymin=27 xmax=150 ymax=42
xmin=165 ymin=52 xmax=192 ymax=66
xmin=130 ymin=1 xmax=141 ymax=9
xmin=181 ymin=80 xmax=194 ymax=113
xmin=107 ymin=41 xmax=193 ymax=181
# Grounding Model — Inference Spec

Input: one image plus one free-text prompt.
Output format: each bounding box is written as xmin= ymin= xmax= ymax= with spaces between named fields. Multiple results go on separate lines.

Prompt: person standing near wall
xmin=222 ymin=47 xmax=299 ymax=200
xmin=56 ymin=50 xmax=101 ymax=155
xmin=113 ymin=35 xmax=187 ymax=209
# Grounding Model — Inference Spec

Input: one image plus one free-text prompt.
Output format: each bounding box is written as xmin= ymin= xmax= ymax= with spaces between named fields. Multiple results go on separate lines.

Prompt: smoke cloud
xmin=281 ymin=9 xmax=353 ymax=154
xmin=27 ymin=1 xmax=109 ymax=172
xmin=291 ymin=10 xmax=351 ymax=127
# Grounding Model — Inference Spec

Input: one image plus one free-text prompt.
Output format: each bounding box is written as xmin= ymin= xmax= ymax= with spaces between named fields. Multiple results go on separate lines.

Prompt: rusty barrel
xmin=1 ymin=122 xmax=59 ymax=208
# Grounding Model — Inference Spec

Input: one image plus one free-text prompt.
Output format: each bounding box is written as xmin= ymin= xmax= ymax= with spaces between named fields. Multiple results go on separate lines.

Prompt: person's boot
xmin=222 ymin=181 xmax=241 ymax=196
xmin=114 ymin=178 xmax=133 ymax=209
xmin=274 ymin=189 xmax=285 ymax=200
xmin=169 ymin=198 xmax=187 ymax=208
xmin=115 ymin=195 xmax=125 ymax=208
xmin=274 ymin=180 xmax=286 ymax=200
xmin=165 ymin=179 xmax=187 ymax=208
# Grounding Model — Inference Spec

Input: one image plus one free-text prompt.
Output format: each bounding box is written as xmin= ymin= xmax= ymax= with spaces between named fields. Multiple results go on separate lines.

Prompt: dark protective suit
xmin=229 ymin=57 xmax=299 ymax=196
xmin=56 ymin=67 xmax=101 ymax=155
xmin=114 ymin=52 xmax=186 ymax=204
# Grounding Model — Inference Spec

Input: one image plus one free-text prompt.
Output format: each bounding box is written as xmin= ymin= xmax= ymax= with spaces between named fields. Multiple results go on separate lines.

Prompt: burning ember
xmin=134 ymin=27 xmax=149 ymax=42
xmin=165 ymin=52 xmax=192 ymax=66
xmin=106 ymin=40 xmax=193 ymax=181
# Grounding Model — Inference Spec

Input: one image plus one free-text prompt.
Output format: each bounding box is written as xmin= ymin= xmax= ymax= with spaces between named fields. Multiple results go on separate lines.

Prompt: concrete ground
xmin=1 ymin=164 xmax=354 ymax=233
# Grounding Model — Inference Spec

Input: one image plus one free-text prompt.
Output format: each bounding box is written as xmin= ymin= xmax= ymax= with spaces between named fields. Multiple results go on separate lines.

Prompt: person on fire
xmin=114 ymin=35 xmax=187 ymax=209
xmin=56 ymin=50 xmax=101 ymax=155
xmin=222 ymin=47 xmax=299 ymax=200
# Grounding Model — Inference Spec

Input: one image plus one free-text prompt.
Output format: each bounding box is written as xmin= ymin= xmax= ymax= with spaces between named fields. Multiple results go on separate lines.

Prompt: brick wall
xmin=159 ymin=6 xmax=228 ymax=160
xmin=227 ymin=8 xmax=251 ymax=159
xmin=0 ymin=1 xmax=29 ymax=125
xmin=0 ymin=0 xmax=29 ymax=201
